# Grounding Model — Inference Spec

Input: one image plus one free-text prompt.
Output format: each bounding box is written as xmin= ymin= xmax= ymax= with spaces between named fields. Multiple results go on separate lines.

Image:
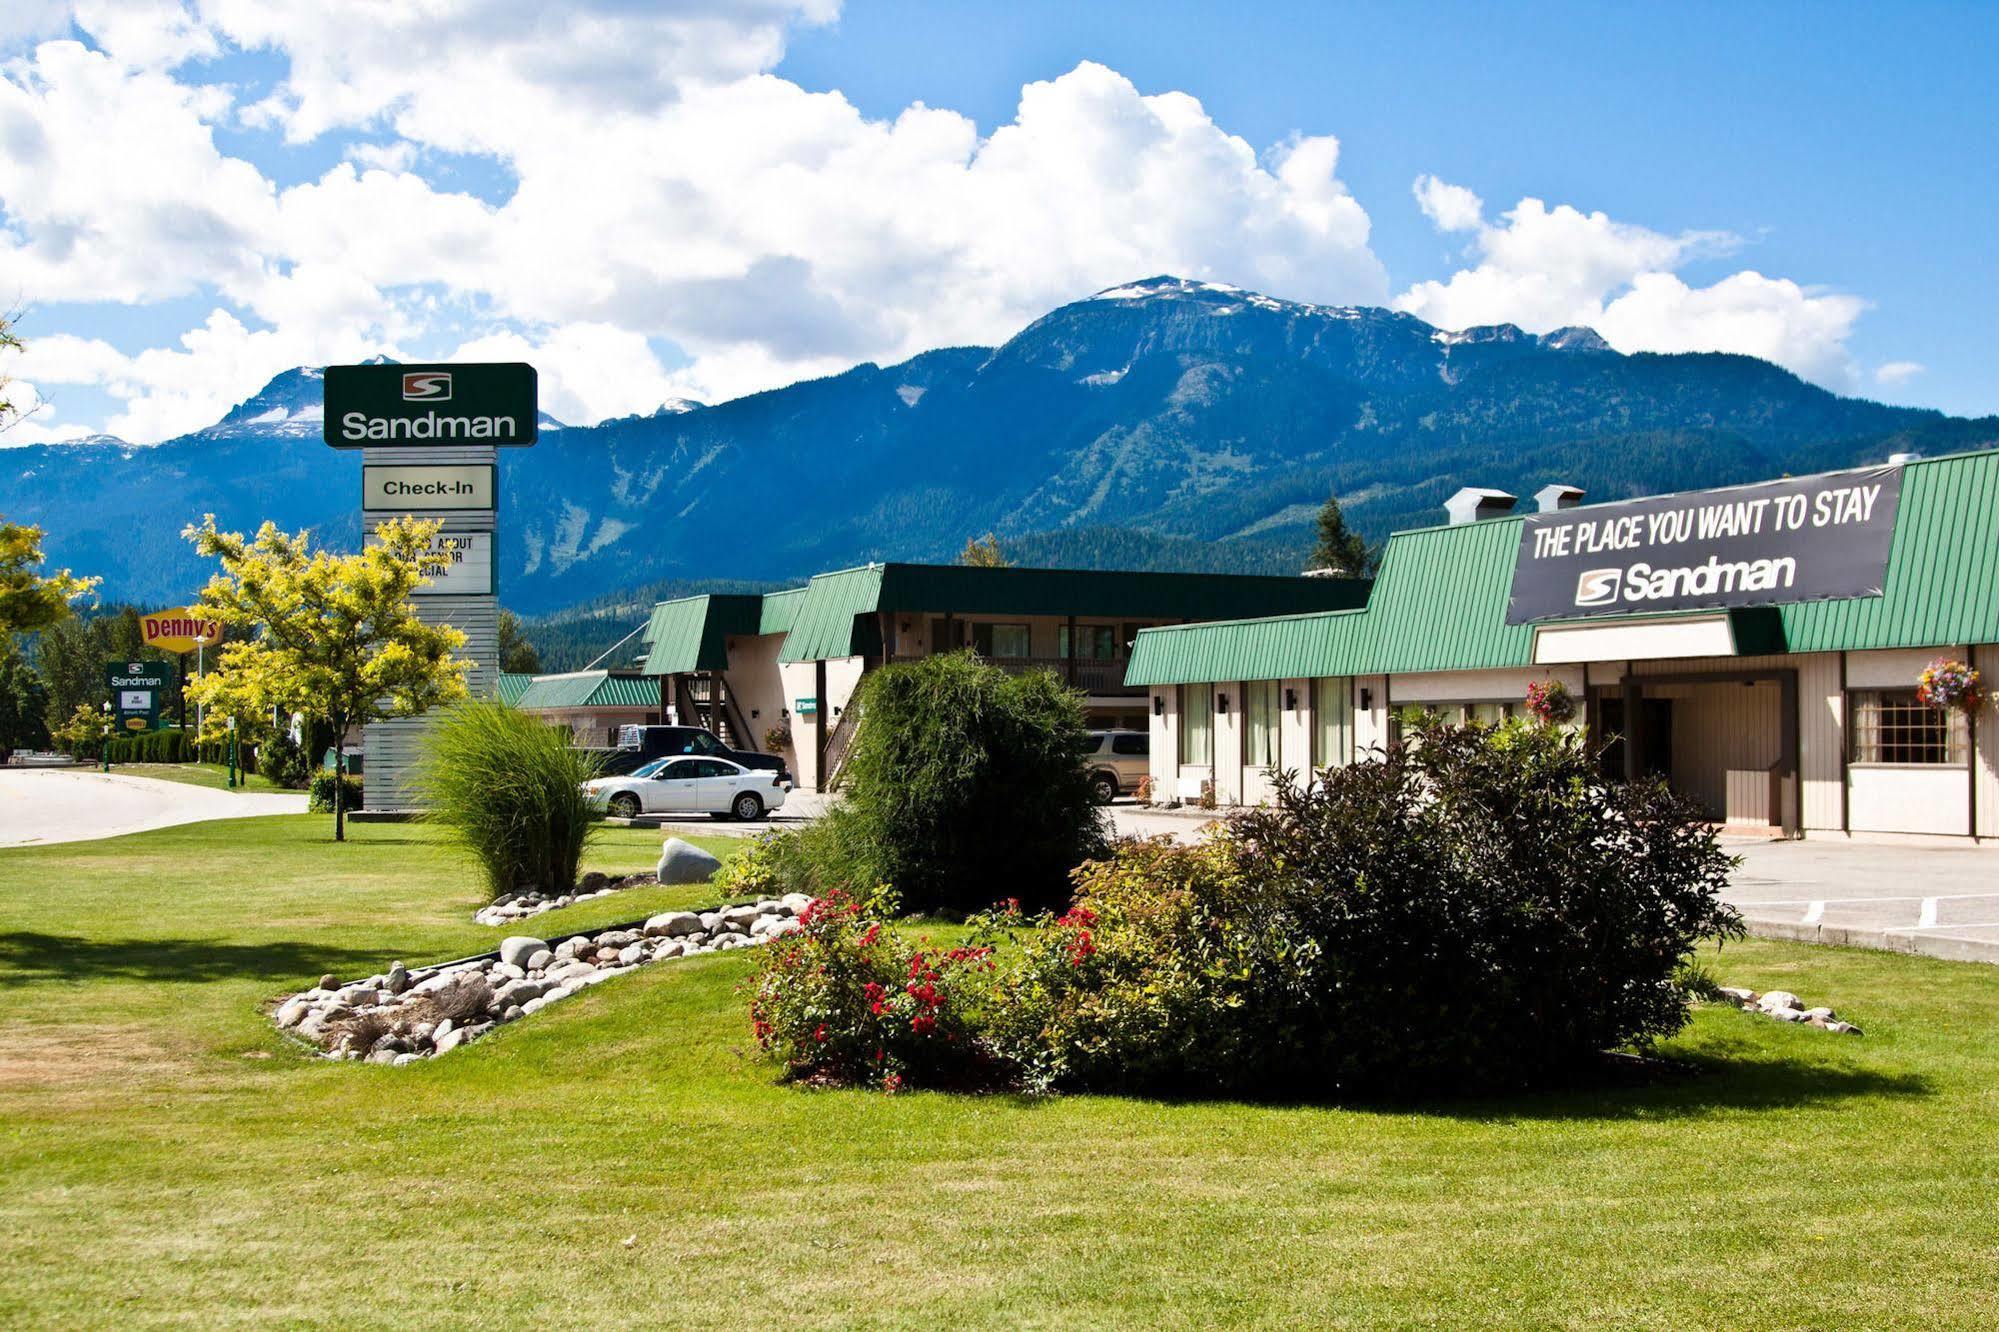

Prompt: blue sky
xmin=2 ymin=1 xmax=1992 ymax=443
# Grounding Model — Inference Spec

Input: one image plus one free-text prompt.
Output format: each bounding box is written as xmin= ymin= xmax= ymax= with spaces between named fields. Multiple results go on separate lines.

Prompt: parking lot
xmin=1728 ymin=837 xmax=1999 ymax=964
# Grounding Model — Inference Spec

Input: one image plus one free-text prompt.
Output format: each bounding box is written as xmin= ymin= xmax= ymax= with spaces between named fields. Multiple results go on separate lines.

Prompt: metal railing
xmin=889 ymin=653 xmax=1142 ymax=696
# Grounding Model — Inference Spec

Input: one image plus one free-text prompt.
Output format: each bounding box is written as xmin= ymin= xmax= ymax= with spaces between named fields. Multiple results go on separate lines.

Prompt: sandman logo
xmin=401 ymin=371 xmax=452 ymax=401
xmin=1574 ymin=568 xmax=1622 ymax=606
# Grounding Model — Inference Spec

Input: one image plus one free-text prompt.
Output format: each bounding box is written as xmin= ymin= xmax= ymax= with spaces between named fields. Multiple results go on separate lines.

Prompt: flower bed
xmin=274 ymin=893 xmax=810 ymax=1063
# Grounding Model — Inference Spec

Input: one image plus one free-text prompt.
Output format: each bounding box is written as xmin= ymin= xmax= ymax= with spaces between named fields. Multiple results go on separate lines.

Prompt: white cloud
xmin=0 ymin=6 xmax=1898 ymax=441
xmin=1 ymin=2 xmax=1393 ymax=440
xmin=1875 ymin=360 xmax=1925 ymax=387
xmin=1395 ymin=177 xmax=1869 ymax=390
xmin=1411 ymin=173 xmax=1483 ymax=233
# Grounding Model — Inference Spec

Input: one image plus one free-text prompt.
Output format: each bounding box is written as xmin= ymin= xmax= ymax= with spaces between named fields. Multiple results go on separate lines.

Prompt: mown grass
xmin=108 ymin=761 xmax=286 ymax=794
xmin=1 ymin=815 xmax=1996 ymax=1328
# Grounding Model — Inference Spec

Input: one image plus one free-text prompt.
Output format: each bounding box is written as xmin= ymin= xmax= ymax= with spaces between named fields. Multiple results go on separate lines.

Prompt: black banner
xmin=1505 ymin=465 xmax=1903 ymax=624
xmin=324 ymin=362 xmax=537 ymax=448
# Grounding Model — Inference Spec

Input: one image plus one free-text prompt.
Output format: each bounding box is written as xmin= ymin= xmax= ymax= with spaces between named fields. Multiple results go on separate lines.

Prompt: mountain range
xmin=4 ymin=275 xmax=1994 ymax=616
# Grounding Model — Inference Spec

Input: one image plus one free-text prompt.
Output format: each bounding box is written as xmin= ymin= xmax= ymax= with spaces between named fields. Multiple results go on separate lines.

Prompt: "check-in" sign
xmin=362 ymin=464 xmax=497 ymax=511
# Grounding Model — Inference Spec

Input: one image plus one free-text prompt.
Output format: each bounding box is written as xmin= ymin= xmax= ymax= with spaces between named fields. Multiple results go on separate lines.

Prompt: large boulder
xmin=499 ymin=936 xmax=548 ymax=969
xmin=657 ymin=838 xmax=723 ymax=885
xmin=645 ymin=911 xmax=702 ymax=938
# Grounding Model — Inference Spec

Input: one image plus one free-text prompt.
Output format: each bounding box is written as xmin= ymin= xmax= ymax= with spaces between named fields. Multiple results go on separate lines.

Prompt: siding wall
xmin=1978 ymin=644 xmax=1999 ymax=839
xmin=721 ymin=632 xmax=789 ymax=759
xmin=360 ymin=441 xmax=501 ymax=810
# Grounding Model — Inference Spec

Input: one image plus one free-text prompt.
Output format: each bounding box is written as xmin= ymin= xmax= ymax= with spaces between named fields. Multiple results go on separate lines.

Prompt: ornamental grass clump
xmin=413 ymin=700 xmax=602 ymax=900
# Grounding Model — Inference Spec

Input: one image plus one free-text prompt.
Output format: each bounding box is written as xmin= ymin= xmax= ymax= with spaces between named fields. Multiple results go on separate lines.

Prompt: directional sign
xmin=324 ymin=362 xmax=537 ymax=448
xmin=363 ymin=463 xmax=497 ymax=511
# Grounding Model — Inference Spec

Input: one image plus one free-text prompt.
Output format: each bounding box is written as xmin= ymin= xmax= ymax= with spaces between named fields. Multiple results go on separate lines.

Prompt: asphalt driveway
xmin=1726 ymin=838 xmax=1999 ymax=965
xmin=0 ymin=768 xmax=307 ymax=848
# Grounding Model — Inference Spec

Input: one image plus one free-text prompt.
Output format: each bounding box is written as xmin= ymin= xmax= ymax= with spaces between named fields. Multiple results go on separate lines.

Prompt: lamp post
xmin=193 ymin=632 xmax=209 ymax=743
xmin=100 ymin=700 xmax=111 ymax=773
xmin=226 ymin=715 xmax=238 ymax=789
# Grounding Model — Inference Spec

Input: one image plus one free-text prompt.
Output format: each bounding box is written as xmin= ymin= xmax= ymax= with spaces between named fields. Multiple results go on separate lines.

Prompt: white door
xmin=645 ymin=758 xmax=704 ymax=812
xmin=697 ymin=759 xmax=742 ymax=812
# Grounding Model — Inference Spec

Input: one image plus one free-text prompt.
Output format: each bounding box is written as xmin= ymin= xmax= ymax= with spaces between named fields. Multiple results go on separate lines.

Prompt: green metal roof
xmin=779 ymin=565 xmax=886 ymax=663
xmin=1127 ymin=447 xmax=1999 ymax=686
xmin=776 ymin=561 xmax=1373 ymax=663
xmin=1777 ymin=448 xmax=1999 ymax=651
xmin=514 ymin=671 xmax=660 ymax=710
xmin=496 ymin=672 xmax=534 ymax=705
xmin=640 ymin=594 xmax=764 ymax=675
xmin=759 ymin=586 xmax=808 ymax=635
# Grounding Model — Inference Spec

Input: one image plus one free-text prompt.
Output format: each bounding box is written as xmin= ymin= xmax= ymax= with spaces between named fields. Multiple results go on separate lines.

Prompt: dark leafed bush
xmin=412 ymin=701 xmax=602 ymax=899
xmin=800 ymin=652 xmax=1109 ymax=915
xmin=1219 ymin=714 xmax=1741 ymax=1095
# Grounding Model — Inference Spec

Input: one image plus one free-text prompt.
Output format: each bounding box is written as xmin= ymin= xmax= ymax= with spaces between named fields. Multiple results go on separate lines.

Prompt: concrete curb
xmin=1741 ymin=916 xmax=1999 ymax=966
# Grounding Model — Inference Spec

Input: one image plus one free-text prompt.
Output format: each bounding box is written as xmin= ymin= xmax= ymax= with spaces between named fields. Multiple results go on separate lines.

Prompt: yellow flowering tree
xmin=182 ymin=514 xmax=471 ymax=840
xmin=0 ymin=520 xmax=98 ymax=634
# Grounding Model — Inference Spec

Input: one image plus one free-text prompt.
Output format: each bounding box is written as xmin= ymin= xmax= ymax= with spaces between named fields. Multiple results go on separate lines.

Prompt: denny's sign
xmin=141 ymin=608 xmax=225 ymax=654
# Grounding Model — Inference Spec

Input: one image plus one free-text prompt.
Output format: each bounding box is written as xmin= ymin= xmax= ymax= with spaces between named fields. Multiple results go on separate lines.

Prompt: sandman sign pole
xmin=325 ymin=362 xmax=536 ymax=809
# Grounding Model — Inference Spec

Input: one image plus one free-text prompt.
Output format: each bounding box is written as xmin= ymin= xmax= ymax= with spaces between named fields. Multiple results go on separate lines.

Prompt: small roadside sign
xmin=106 ymin=660 xmax=171 ymax=732
xmin=324 ymin=363 xmax=538 ymax=448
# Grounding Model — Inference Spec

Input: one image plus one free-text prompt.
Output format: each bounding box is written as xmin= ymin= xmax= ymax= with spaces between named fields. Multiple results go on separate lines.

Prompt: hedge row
xmin=102 ymin=730 xmax=263 ymax=772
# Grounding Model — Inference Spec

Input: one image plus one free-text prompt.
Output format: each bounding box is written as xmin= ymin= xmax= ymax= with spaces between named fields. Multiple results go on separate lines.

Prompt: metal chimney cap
xmin=1444 ymin=487 xmax=1519 ymax=525
xmin=1534 ymin=483 xmax=1586 ymax=512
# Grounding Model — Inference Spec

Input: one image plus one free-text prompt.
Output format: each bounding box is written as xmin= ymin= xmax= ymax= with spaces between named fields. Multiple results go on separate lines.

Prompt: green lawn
xmin=109 ymin=760 xmax=286 ymax=794
xmin=1 ymin=816 xmax=1995 ymax=1329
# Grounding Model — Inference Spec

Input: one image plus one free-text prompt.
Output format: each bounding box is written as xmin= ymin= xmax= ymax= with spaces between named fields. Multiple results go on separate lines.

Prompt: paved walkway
xmin=0 ymin=768 xmax=307 ymax=848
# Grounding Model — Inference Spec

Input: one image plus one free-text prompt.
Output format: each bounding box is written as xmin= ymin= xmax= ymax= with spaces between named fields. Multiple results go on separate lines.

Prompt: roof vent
xmin=1888 ymin=451 xmax=1920 ymax=465
xmin=1445 ymin=487 xmax=1518 ymax=525
xmin=1534 ymin=483 xmax=1586 ymax=513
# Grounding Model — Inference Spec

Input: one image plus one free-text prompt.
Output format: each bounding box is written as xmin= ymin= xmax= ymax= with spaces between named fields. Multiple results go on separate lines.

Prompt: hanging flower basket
xmin=1916 ymin=658 xmax=1985 ymax=714
xmin=1525 ymin=678 xmax=1577 ymax=726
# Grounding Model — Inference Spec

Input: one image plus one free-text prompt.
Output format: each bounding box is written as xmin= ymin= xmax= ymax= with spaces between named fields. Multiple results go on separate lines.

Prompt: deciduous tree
xmin=1 ymin=521 xmax=98 ymax=634
xmin=957 ymin=533 xmax=1010 ymax=568
xmin=182 ymin=515 xmax=471 ymax=840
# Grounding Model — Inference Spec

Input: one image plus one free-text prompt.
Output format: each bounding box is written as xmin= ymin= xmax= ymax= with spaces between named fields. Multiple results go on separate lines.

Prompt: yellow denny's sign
xmin=141 ymin=609 xmax=225 ymax=654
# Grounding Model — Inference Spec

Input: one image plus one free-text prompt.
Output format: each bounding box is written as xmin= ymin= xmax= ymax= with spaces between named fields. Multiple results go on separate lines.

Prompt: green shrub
xmin=976 ymin=835 xmax=1313 ymax=1095
xmin=308 ymin=771 xmax=363 ymax=813
xmin=746 ymin=887 xmax=1000 ymax=1090
xmin=712 ymin=830 xmax=791 ymax=899
xmin=803 ymin=652 xmax=1109 ymax=914
xmin=412 ymin=701 xmax=602 ymax=900
xmin=259 ymin=731 xmax=311 ymax=789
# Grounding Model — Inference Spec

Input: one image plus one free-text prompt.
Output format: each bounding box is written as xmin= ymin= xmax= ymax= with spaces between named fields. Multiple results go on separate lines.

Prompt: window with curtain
xmin=971 ymin=622 xmax=1031 ymax=658
xmin=1179 ymin=683 xmax=1213 ymax=765
xmin=1058 ymin=624 xmax=1118 ymax=659
xmin=1244 ymin=679 xmax=1279 ymax=767
xmin=1313 ymin=676 xmax=1351 ymax=769
xmin=1849 ymin=689 xmax=1966 ymax=764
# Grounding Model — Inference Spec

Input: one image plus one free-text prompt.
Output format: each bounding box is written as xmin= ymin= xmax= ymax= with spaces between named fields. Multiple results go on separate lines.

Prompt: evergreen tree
xmin=498 ymin=609 xmax=542 ymax=674
xmin=1308 ymin=490 xmax=1370 ymax=576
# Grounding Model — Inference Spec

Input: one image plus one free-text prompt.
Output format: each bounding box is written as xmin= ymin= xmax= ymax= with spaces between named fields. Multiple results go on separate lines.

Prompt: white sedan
xmin=584 ymin=756 xmax=789 ymax=822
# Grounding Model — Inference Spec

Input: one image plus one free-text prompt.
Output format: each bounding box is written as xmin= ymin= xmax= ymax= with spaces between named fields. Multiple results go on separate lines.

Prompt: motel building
xmin=1124 ymin=449 xmax=1999 ymax=840
xmin=635 ymin=563 xmax=1370 ymax=790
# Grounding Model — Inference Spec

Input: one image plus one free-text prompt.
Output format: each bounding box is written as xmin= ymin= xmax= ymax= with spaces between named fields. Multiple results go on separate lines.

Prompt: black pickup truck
xmin=584 ymin=724 xmax=793 ymax=784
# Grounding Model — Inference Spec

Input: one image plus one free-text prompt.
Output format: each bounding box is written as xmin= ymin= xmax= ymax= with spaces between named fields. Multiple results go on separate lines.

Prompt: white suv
xmin=1080 ymin=729 xmax=1150 ymax=803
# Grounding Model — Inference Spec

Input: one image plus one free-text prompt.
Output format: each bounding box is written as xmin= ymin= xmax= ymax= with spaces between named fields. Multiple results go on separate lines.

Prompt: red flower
xmin=813 ymin=1024 xmax=827 ymax=1043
